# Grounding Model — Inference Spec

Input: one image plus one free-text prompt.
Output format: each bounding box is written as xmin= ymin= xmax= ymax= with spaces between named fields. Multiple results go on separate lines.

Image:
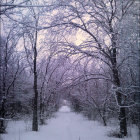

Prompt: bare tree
xmin=22 ymin=11 xmax=39 ymax=131
xmin=46 ymin=0 xmax=138 ymax=137
xmin=0 ymin=26 xmax=25 ymax=133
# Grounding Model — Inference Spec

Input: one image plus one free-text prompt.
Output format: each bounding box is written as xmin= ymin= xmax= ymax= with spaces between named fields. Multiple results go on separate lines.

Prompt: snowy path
xmin=1 ymin=106 xmax=138 ymax=140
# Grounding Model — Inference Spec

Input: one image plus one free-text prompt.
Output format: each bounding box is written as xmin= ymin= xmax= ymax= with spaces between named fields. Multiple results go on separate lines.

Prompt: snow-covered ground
xmin=1 ymin=106 xmax=139 ymax=140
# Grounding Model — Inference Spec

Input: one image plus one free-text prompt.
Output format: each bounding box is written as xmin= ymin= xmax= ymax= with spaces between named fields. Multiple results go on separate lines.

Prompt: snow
xmin=1 ymin=105 xmax=139 ymax=140
xmin=59 ymin=105 xmax=71 ymax=112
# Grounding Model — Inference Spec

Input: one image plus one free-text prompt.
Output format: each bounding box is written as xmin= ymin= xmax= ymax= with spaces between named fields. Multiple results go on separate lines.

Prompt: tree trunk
xmin=32 ymin=74 xmax=38 ymax=131
xmin=32 ymin=28 xmax=38 ymax=131
xmin=0 ymin=68 xmax=7 ymax=133
xmin=109 ymin=19 xmax=127 ymax=136
xmin=0 ymin=40 xmax=2 ymax=100
xmin=0 ymin=97 xmax=6 ymax=133
xmin=98 ymin=109 xmax=107 ymax=126
xmin=113 ymin=69 xmax=127 ymax=136
xmin=119 ymin=107 xmax=127 ymax=136
xmin=112 ymin=49 xmax=127 ymax=137
xmin=39 ymin=92 xmax=45 ymax=125
xmin=138 ymin=45 xmax=140 ymax=139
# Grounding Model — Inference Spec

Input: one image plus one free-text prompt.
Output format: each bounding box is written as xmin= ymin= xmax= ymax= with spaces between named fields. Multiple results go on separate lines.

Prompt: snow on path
xmin=1 ymin=106 xmax=139 ymax=140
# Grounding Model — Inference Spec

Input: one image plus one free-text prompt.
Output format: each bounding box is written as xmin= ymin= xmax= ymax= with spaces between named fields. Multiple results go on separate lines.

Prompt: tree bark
xmin=112 ymin=49 xmax=127 ymax=137
xmin=39 ymin=93 xmax=45 ymax=125
xmin=0 ymin=42 xmax=8 ymax=133
xmin=32 ymin=28 xmax=38 ymax=131
xmin=0 ymin=97 xmax=6 ymax=133
xmin=109 ymin=17 xmax=127 ymax=136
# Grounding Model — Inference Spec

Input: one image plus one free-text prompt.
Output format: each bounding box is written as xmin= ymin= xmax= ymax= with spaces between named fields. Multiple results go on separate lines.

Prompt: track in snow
xmin=1 ymin=105 xmax=138 ymax=140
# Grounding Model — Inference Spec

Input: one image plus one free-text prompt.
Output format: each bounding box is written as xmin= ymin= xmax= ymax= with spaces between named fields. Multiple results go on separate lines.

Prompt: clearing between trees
xmin=1 ymin=105 xmax=139 ymax=140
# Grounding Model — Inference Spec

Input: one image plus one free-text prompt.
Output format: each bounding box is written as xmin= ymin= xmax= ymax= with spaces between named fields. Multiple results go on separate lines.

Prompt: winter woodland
xmin=0 ymin=0 xmax=140 ymax=140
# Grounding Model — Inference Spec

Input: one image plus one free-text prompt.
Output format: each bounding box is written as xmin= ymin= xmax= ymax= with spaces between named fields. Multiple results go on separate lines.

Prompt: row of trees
xmin=48 ymin=0 xmax=139 ymax=137
xmin=0 ymin=1 xmax=68 ymax=132
xmin=0 ymin=0 xmax=139 ymax=138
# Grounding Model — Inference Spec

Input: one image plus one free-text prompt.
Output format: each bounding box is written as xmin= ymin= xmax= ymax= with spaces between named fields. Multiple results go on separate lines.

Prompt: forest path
xmin=1 ymin=105 xmax=138 ymax=140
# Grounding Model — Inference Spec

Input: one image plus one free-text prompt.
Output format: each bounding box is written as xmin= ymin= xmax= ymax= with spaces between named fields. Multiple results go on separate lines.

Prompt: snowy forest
xmin=0 ymin=0 xmax=140 ymax=140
